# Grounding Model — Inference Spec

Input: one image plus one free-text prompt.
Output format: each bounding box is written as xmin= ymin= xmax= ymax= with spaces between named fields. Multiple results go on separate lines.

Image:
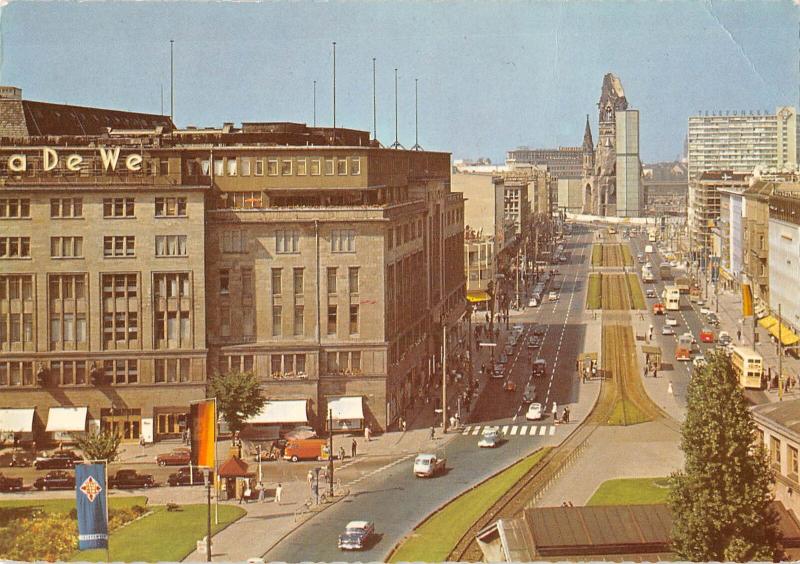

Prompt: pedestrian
xmin=430 ymin=425 xmax=436 ymax=440
xmin=643 ymin=365 xmax=648 ymax=378
xmin=668 ymin=380 xmax=674 ymax=395
xmin=139 ymin=435 xmax=146 ymax=448
xmin=274 ymin=483 xmax=283 ymax=504
xmin=737 ymin=329 xmax=742 ymax=342
xmin=401 ymin=418 xmax=407 ymax=432
xmin=551 ymin=402 xmax=558 ymax=420
xmin=307 ymin=469 xmax=314 ymax=488
xmin=653 ymin=368 xmax=658 ymax=378
xmin=364 ymin=425 xmax=371 ymax=442
xmin=258 ymin=481 xmax=266 ymax=502
xmin=351 ymin=438 xmax=357 ymax=458
xmin=339 ymin=446 xmax=346 ymax=461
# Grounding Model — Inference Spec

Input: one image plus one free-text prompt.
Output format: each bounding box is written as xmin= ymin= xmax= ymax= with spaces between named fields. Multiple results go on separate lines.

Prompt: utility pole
xmin=332 ymin=42 xmax=337 ymax=133
xmin=170 ymin=39 xmax=175 ymax=123
xmin=442 ymin=324 xmax=447 ymax=433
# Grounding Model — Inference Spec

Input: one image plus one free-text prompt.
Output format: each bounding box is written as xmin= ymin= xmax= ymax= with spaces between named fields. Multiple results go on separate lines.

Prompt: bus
xmin=730 ymin=347 xmax=763 ymax=389
xmin=642 ymin=266 xmax=654 ymax=283
xmin=676 ymin=334 xmax=693 ymax=361
xmin=663 ymin=286 xmax=680 ymax=311
xmin=659 ymin=262 xmax=672 ymax=280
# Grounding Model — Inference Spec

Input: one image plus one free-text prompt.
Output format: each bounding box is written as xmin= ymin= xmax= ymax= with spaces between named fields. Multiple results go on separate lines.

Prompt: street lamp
xmin=203 ymin=469 xmax=212 ymax=562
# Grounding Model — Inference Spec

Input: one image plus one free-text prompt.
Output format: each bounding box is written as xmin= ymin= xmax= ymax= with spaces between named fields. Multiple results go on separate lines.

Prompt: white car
xmin=548 ymin=291 xmax=559 ymax=302
xmin=665 ymin=317 xmax=678 ymax=327
xmin=526 ymin=402 xmax=543 ymax=421
xmin=693 ymin=356 xmax=706 ymax=368
xmin=528 ymin=298 xmax=539 ymax=307
xmin=700 ymin=306 xmax=711 ymax=315
xmin=661 ymin=325 xmax=675 ymax=336
xmin=478 ymin=427 xmax=504 ymax=448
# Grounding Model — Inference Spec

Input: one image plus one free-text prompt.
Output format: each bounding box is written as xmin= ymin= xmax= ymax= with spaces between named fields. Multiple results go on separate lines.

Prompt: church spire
xmin=582 ymin=114 xmax=594 ymax=151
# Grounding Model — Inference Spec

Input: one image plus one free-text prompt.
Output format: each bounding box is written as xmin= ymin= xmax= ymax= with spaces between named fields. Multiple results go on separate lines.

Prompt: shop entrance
xmin=100 ymin=408 xmax=141 ymax=441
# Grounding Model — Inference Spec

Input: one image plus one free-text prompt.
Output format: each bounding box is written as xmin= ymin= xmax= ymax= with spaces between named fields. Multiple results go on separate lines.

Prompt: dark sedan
xmin=34 ymin=450 xmax=82 ymax=470
xmin=0 ymin=472 xmax=23 ymax=492
xmin=34 ymin=471 xmax=75 ymax=491
xmin=109 ymin=469 xmax=156 ymax=489
xmin=167 ymin=467 xmax=206 ymax=486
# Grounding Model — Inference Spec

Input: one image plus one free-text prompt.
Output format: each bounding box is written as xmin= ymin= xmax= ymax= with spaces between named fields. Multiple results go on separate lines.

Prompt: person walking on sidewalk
xmin=274 ymin=483 xmax=282 ymax=504
xmin=364 ymin=425 xmax=372 ymax=442
xmin=351 ymin=439 xmax=358 ymax=458
xmin=737 ymin=328 xmax=742 ymax=342
xmin=339 ymin=446 xmax=346 ymax=461
xmin=668 ymin=381 xmax=674 ymax=395
xmin=430 ymin=425 xmax=436 ymax=440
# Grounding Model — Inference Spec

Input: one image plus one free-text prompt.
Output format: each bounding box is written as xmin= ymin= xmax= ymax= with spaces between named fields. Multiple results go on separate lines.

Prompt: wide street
xmin=263 ymin=226 xmax=597 ymax=562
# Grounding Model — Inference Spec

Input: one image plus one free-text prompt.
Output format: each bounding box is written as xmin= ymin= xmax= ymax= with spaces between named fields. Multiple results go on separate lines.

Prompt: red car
xmin=653 ymin=303 xmax=666 ymax=315
xmin=700 ymin=328 xmax=715 ymax=343
xmin=156 ymin=447 xmax=191 ymax=467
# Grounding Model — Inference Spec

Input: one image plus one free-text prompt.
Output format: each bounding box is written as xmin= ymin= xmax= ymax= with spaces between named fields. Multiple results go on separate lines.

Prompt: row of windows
xmin=2 ymin=236 xmax=190 ymax=259
xmin=197 ymin=156 xmax=362 ymax=178
xmin=0 ymin=197 xmax=188 ymax=219
xmin=388 ymin=219 xmax=424 ymax=250
xmin=0 ymin=358 xmax=193 ymax=387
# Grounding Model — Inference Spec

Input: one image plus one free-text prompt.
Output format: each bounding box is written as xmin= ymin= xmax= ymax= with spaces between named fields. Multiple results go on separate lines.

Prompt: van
xmin=283 ymin=438 xmax=327 ymax=462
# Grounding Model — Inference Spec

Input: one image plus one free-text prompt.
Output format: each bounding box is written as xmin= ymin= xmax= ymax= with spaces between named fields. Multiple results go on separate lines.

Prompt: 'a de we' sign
xmin=4 ymin=147 xmax=144 ymax=173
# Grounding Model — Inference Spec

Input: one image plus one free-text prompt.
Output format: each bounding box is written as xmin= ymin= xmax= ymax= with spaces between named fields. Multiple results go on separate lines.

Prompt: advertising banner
xmin=190 ymin=399 xmax=216 ymax=468
xmin=75 ymin=463 xmax=108 ymax=550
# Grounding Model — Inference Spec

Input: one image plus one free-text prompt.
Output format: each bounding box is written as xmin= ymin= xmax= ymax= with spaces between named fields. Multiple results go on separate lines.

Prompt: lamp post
xmin=203 ymin=469 xmax=212 ymax=562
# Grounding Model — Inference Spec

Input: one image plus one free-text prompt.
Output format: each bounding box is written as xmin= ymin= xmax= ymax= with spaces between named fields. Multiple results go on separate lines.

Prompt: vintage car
xmin=109 ymin=469 xmax=156 ymax=489
xmin=156 ymin=447 xmax=191 ymax=466
xmin=33 ymin=471 xmax=75 ymax=491
xmin=338 ymin=520 xmax=375 ymax=550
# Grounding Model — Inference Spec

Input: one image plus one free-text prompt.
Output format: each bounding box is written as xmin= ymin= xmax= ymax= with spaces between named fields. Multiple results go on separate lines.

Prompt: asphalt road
xmin=263 ymin=226 xmax=595 ymax=563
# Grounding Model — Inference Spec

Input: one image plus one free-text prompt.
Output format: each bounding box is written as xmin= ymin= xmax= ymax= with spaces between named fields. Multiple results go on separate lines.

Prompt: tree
xmin=207 ymin=370 xmax=265 ymax=434
xmin=668 ymin=350 xmax=780 ymax=561
xmin=75 ymin=429 xmax=122 ymax=462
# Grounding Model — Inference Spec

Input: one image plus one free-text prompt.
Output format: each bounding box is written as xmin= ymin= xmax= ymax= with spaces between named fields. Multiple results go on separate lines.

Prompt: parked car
xmin=0 ymin=450 xmax=32 ymax=468
xmin=665 ymin=316 xmax=678 ymax=327
xmin=283 ymin=438 xmax=328 ymax=462
xmin=156 ymin=447 xmax=191 ymax=467
xmin=699 ymin=328 xmax=715 ymax=343
xmin=0 ymin=472 xmax=23 ymax=492
xmin=413 ymin=454 xmax=446 ymax=478
xmin=478 ymin=427 xmax=504 ymax=448
xmin=662 ymin=326 xmax=675 ymax=336
xmin=526 ymin=402 xmax=543 ymax=421
xmin=33 ymin=471 xmax=75 ymax=491
xmin=338 ymin=520 xmax=375 ymax=551
xmin=109 ymin=469 xmax=156 ymax=489
xmin=167 ymin=466 xmax=206 ymax=487
xmin=34 ymin=450 xmax=82 ymax=470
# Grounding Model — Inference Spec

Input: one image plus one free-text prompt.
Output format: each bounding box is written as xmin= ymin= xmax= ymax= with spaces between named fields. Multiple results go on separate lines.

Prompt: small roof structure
xmin=217 ymin=456 xmax=251 ymax=478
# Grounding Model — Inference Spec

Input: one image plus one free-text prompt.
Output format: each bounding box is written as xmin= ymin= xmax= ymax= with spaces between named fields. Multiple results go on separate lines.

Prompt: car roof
xmin=346 ymin=520 xmax=371 ymax=529
xmin=416 ymin=453 xmax=435 ymax=459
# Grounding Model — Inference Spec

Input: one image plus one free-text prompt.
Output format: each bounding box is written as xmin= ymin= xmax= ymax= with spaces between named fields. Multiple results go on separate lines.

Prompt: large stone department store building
xmin=0 ymin=87 xmax=465 ymax=443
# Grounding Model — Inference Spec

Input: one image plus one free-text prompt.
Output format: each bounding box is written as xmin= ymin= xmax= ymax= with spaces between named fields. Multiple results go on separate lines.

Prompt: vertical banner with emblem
xmin=75 ymin=463 xmax=108 ymax=550
xmin=190 ymin=399 xmax=216 ymax=468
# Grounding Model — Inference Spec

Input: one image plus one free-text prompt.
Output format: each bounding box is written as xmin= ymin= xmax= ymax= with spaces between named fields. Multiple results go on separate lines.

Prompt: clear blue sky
xmin=0 ymin=1 xmax=796 ymax=163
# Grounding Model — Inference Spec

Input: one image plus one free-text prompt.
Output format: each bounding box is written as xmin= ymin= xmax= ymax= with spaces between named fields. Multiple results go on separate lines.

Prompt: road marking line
xmin=539 ymin=425 xmax=547 ymax=436
xmin=471 ymin=426 xmax=481 ymax=435
xmin=462 ymin=427 xmax=470 ymax=435
xmin=549 ymin=426 xmax=556 ymax=435
xmin=511 ymin=425 xmax=519 ymax=435
xmin=501 ymin=425 xmax=509 ymax=434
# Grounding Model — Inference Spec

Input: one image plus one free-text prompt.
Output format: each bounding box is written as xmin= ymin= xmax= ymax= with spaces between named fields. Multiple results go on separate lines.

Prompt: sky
xmin=0 ymin=1 xmax=797 ymax=163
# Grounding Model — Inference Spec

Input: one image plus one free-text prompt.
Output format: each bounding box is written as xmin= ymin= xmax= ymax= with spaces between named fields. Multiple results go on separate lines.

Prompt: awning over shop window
xmin=45 ymin=407 xmax=88 ymax=432
xmin=768 ymin=322 xmax=800 ymax=347
xmin=759 ymin=316 xmax=778 ymax=330
xmin=467 ymin=290 xmax=491 ymax=303
xmin=327 ymin=396 xmax=364 ymax=420
xmin=0 ymin=408 xmax=35 ymax=433
xmin=247 ymin=400 xmax=308 ymax=425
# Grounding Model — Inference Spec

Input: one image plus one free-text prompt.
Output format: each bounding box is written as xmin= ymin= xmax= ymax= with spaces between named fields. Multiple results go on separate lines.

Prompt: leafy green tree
xmin=207 ymin=370 xmax=265 ymax=434
xmin=75 ymin=429 xmax=122 ymax=462
xmin=668 ymin=350 xmax=780 ymax=561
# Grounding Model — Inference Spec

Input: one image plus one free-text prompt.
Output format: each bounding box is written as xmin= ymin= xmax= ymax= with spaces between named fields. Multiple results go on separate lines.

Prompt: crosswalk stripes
xmin=460 ymin=424 xmax=557 ymax=437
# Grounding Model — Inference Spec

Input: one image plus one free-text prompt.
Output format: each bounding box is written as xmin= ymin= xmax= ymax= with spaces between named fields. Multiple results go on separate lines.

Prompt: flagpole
xmin=104 ymin=460 xmax=110 ymax=563
xmin=214 ymin=397 xmax=219 ymax=525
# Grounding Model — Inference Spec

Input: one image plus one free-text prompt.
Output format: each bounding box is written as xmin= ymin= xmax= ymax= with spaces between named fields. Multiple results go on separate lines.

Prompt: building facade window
xmin=103 ymin=198 xmax=135 ymax=218
xmin=0 ymin=361 xmax=34 ymax=386
xmin=349 ymin=267 xmax=359 ymax=293
xmin=296 ymin=159 xmax=307 ymax=175
xmin=50 ymin=198 xmax=82 ymax=218
xmin=241 ymin=158 xmax=251 ymax=176
xmin=241 ymin=267 xmax=253 ymax=297
xmin=349 ymin=304 xmax=359 ymax=335
xmin=790 ymin=445 xmax=799 ymax=481
xmin=337 ymin=159 xmax=347 ymax=175
xmin=222 ymin=192 xmax=263 ymax=209
xmin=50 ymin=360 xmax=87 ymax=386
xmin=103 ymin=359 xmax=138 ymax=384
xmin=326 ymin=351 xmax=361 ymax=375
xmin=331 ymin=229 xmax=356 ymax=253
xmin=293 ymin=268 xmax=304 ymax=296
xmin=243 ymin=308 xmax=254 ymax=338
xmin=267 ymin=159 xmax=279 ymax=176
xmin=221 ymin=230 xmax=245 ymax=253
xmin=281 ymin=160 xmax=292 ymax=175
xmin=0 ymin=199 xmax=30 ymax=218
xmin=155 ymin=197 xmax=187 ymax=217
xmin=272 ymin=305 xmax=282 ymax=337
xmin=153 ymin=273 xmax=192 ymax=349
xmin=0 ymin=237 xmax=30 ymax=258
xmin=275 ymin=230 xmax=299 ymax=254
xmin=294 ymin=305 xmax=304 ymax=335
xmin=154 ymin=358 xmax=191 ymax=383
xmin=227 ymin=158 xmax=237 ymax=176
xmin=310 ymin=159 xmax=321 ymax=176
xmin=219 ymin=269 xmax=230 ymax=294
xmin=50 ymin=237 xmax=83 ymax=258
xmin=270 ymin=354 xmax=306 ymax=378
xmin=155 ymin=235 xmax=188 ymax=257
xmin=327 ymin=305 xmax=337 ymax=335
xmin=327 ymin=267 xmax=337 ymax=293
xmin=271 ymin=268 xmax=282 ymax=295
xmin=219 ymin=354 xmax=254 ymax=375
xmin=103 ymin=236 xmax=135 ymax=257
xmin=254 ymin=159 xmax=265 ymax=176
xmin=101 ymin=273 xmax=139 ymax=349
xmin=49 ymin=274 xmax=87 ymax=350
xmin=0 ymin=275 xmax=34 ymax=351
xmin=351 ymin=158 xmax=361 ymax=175
xmin=220 ymin=305 xmax=231 ymax=337
xmin=771 ymin=436 xmax=782 ymax=469
xmin=325 ymin=159 xmax=335 ymax=175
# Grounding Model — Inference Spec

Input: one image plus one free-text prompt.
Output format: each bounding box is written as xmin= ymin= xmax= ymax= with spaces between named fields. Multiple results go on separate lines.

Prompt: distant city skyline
xmin=0 ymin=1 xmax=796 ymax=162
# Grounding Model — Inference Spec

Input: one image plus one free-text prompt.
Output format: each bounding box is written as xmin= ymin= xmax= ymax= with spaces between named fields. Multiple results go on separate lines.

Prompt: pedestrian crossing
xmin=461 ymin=424 xmax=557 ymax=437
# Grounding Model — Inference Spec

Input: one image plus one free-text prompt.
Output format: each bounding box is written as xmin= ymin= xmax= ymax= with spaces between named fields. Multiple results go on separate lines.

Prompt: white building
xmin=769 ymin=191 xmax=800 ymax=331
xmin=688 ymin=107 xmax=797 ymax=182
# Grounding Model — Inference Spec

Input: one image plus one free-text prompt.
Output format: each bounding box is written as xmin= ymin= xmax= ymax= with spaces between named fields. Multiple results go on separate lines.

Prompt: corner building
xmin=0 ymin=89 xmax=464 ymax=442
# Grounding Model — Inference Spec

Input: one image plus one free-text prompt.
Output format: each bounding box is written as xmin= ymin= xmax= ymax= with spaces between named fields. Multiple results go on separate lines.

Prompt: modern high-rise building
xmin=687 ymin=107 xmax=797 ymax=181
xmin=505 ymin=147 xmax=583 ymax=179
xmin=0 ymin=86 xmax=465 ymax=444
xmin=615 ymin=109 xmax=643 ymax=217
xmin=688 ymin=170 xmax=749 ymax=263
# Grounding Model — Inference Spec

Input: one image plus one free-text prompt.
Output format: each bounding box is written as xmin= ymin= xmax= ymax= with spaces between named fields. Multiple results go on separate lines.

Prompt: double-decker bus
xmin=663 ymin=286 xmax=680 ymax=311
xmin=730 ymin=346 xmax=763 ymax=389
xmin=676 ymin=334 xmax=693 ymax=361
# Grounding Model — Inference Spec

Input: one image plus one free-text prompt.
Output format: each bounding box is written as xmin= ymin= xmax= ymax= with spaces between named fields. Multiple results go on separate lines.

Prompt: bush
xmin=0 ymin=513 xmax=76 ymax=562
